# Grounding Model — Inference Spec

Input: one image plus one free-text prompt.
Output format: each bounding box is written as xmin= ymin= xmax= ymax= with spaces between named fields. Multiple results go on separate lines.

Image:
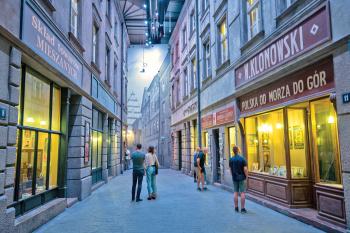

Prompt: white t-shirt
xmin=145 ymin=153 xmax=159 ymax=167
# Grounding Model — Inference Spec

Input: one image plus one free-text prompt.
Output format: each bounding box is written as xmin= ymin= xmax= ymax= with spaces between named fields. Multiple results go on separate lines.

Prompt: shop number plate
xmin=343 ymin=93 xmax=350 ymax=104
xmin=0 ymin=107 xmax=6 ymax=120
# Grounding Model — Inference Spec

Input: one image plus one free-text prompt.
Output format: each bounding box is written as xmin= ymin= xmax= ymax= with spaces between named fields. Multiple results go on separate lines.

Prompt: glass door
xmin=287 ymin=108 xmax=309 ymax=179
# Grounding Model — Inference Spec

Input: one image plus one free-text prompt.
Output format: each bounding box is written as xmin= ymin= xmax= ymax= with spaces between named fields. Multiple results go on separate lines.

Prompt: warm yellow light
xmin=328 ymin=116 xmax=335 ymax=124
xmin=259 ymin=124 xmax=272 ymax=133
xmin=276 ymin=123 xmax=283 ymax=129
xmin=26 ymin=117 xmax=35 ymax=123
xmin=40 ymin=120 xmax=47 ymax=126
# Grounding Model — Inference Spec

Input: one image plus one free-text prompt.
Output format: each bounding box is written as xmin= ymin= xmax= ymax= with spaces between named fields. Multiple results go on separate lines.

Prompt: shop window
xmin=311 ymin=99 xmax=341 ymax=185
xmin=23 ymin=73 xmax=50 ymax=129
xmin=228 ymin=127 xmax=236 ymax=159
xmin=288 ymin=109 xmax=308 ymax=179
xmin=91 ymin=108 xmax=103 ymax=183
xmin=246 ymin=110 xmax=286 ymax=177
xmin=202 ymin=131 xmax=209 ymax=165
xmin=16 ymin=68 xmax=61 ymax=201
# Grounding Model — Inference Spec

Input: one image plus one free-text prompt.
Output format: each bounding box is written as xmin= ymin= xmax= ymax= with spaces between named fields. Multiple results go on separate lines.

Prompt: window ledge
xmin=240 ymin=30 xmax=265 ymax=52
xmin=40 ymin=0 xmax=56 ymax=12
xmin=91 ymin=62 xmax=101 ymax=75
xmin=275 ymin=0 xmax=301 ymax=25
xmin=190 ymin=88 xmax=198 ymax=96
xmin=68 ymin=32 xmax=85 ymax=54
xmin=216 ymin=59 xmax=230 ymax=74
xmin=183 ymin=95 xmax=189 ymax=101
xmin=202 ymin=75 xmax=212 ymax=87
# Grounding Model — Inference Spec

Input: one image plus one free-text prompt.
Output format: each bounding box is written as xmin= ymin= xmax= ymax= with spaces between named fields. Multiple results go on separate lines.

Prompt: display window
xmin=311 ymin=99 xmax=341 ymax=185
xmin=91 ymin=108 xmax=103 ymax=184
xmin=15 ymin=67 xmax=61 ymax=201
xmin=228 ymin=127 xmax=236 ymax=159
xmin=246 ymin=109 xmax=286 ymax=177
xmin=202 ymin=131 xmax=209 ymax=165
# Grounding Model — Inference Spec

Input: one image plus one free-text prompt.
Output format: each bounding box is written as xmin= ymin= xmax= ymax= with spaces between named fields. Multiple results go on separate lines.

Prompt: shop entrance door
xmin=178 ymin=131 xmax=182 ymax=171
xmin=213 ymin=129 xmax=221 ymax=183
xmin=287 ymin=108 xmax=310 ymax=180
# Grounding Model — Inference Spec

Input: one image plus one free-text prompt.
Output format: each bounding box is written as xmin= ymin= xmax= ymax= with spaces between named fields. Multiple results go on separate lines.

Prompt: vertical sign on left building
xmin=21 ymin=1 xmax=83 ymax=86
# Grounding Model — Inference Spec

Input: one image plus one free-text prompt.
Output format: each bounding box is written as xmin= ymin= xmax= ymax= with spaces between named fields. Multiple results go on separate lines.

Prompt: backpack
xmin=193 ymin=152 xmax=198 ymax=167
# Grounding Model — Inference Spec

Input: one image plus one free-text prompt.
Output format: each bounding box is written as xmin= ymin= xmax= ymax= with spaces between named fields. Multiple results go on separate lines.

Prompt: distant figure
xmin=131 ymin=144 xmax=145 ymax=202
xmin=125 ymin=148 xmax=131 ymax=170
xmin=229 ymin=146 xmax=248 ymax=213
xmin=145 ymin=146 xmax=159 ymax=200
xmin=193 ymin=147 xmax=200 ymax=183
xmin=196 ymin=148 xmax=207 ymax=191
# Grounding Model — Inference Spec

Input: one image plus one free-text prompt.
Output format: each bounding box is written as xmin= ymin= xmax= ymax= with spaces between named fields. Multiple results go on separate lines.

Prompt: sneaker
xmin=136 ymin=199 xmax=143 ymax=202
xmin=203 ymin=187 xmax=208 ymax=191
xmin=147 ymin=197 xmax=152 ymax=200
xmin=194 ymin=180 xmax=197 ymax=183
xmin=197 ymin=187 xmax=202 ymax=191
xmin=235 ymin=207 xmax=239 ymax=212
xmin=131 ymin=199 xmax=135 ymax=202
xmin=151 ymin=196 xmax=156 ymax=200
xmin=241 ymin=208 xmax=247 ymax=214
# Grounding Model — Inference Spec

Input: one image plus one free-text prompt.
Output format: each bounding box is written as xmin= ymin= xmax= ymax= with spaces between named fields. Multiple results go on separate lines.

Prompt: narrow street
xmin=35 ymin=170 xmax=322 ymax=233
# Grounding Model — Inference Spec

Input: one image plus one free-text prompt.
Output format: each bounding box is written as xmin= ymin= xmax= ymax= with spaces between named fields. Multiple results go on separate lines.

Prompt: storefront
xmin=237 ymin=56 xmax=346 ymax=225
xmin=12 ymin=65 xmax=67 ymax=216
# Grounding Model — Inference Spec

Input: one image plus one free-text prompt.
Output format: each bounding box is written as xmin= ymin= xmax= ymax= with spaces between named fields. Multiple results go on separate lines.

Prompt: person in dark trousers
xmin=196 ymin=148 xmax=207 ymax=191
xmin=131 ymin=144 xmax=145 ymax=202
xmin=229 ymin=146 xmax=248 ymax=213
xmin=193 ymin=147 xmax=200 ymax=183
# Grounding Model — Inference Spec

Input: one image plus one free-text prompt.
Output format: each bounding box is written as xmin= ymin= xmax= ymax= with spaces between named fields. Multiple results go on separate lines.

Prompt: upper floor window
xmin=202 ymin=0 xmax=209 ymax=13
xmin=70 ymin=0 xmax=79 ymax=38
xmin=176 ymin=79 xmax=180 ymax=104
xmin=106 ymin=0 xmax=110 ymax=18
xmin=182 ymin=27 xmax=187 ymax=49
xmin=203 ymin=41 xmax=211 ymax=79
xmin=105 ymin=45 xmax=110 ymax=83
xmin=176 ymin=42 xmax=179 ymax=61
xmin=218 ymin=19 xmax=228 ymax=65
xmin=277 ymin=0 xmax=297 ymax=15
xmin=191 ymin=57 xmax=197 ymax=90
xmin=92 ymin=24 xmax=99 ymax=64
xmin=183 ymin=69 xmax=189 ymax=97
xmin=190 ymin=11 xmax=196 ymax=34
xmin=247 ymin=0 xmax=260 ymax=40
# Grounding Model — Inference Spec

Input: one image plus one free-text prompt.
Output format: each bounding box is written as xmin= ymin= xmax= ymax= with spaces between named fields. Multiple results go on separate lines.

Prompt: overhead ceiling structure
xmin=121 ymin=0 xmax=148 ymax=44
xmin=121 ymin=0 xmax=184 ymax=45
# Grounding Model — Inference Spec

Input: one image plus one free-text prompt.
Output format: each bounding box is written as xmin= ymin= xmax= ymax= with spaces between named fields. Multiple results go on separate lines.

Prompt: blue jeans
xmin=146 ymin=166 xmax=157 ymax=196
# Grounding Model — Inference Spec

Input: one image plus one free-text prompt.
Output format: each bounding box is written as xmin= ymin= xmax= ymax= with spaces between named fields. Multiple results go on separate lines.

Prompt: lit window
xmin=218 ymin=19 xmax=228 ymax=64
xmin=92 ymin=24 xmax=98 ymax=64
xmin=228 ymin=127 xmax=236 ymax=159
xmin=247 ymin=0 xmax=260 ymax=40
xmin=71 ymin=0 xmax=79 ymax=37
xmin=246 ymin=109 xmax=286 ymax=177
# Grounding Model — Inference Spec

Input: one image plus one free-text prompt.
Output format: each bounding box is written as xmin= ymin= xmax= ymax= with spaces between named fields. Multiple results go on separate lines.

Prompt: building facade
xmin=139 ymin=52 xmax=172 ymax=168
xmin=0 ymin=0 xmax=128 ymax=232
xmin=170 ymin=0 xmax=350 ymax=230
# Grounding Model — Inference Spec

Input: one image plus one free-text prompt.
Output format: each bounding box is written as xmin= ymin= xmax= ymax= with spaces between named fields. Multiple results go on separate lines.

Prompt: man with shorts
xmin=229 ymin=146 xmax=248 ymax=213
xmin=196 ymin=148 xmax=207 ymax=191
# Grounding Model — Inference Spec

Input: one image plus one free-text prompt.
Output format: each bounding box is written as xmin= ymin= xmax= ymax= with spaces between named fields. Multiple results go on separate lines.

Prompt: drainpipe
xmin=119 ymin=22 xmax=124 ymax=174
xmin=195 ymin=0 xmax=202 ymax=147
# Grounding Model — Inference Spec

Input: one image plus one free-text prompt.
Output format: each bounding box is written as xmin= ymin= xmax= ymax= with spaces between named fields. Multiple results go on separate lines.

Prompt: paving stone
xmin=34 ymin=170 xmax=323 ymax=233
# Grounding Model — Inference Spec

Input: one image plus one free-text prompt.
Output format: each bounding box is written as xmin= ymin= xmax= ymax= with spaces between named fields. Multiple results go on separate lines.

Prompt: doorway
xmin=213 ymin=129 xmax=221 ymax=183
xmin=178 ymin=131 xmax=182 ymax=171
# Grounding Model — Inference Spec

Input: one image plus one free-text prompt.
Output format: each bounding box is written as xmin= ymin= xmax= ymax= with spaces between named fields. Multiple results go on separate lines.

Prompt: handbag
xmin=154 ymin=154 xmax=159 ymax=175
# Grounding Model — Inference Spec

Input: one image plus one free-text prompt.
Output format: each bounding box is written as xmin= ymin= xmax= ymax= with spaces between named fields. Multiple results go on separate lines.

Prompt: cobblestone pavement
xmin=35 ymin=169 xmax=323 ymax=233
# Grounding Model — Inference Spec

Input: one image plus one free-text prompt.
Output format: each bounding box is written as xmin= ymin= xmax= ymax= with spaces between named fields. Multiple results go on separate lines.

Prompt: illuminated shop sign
xmin=235 ymin=5 xmax=331 ymax=87
xmin=238 ymin=57 xmax=334 ymax=114
xmin=22 ymin=2 xmax=83 ymax=86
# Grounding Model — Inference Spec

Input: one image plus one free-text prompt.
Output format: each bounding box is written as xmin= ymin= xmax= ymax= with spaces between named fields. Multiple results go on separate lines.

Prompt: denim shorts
xmin=233 ymin=180 xmax=246 ymax=193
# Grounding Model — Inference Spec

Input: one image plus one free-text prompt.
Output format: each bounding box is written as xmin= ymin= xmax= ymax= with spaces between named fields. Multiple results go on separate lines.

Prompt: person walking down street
xmin=193 ymin=147 xmax=200 ymax=183
xmin=131 ymin=144 xmax=145 ymax=202
xmin=196 ymin=148 xmax=208 ymax=191
xmin=229 ymin=146 xmax=248 ymax=213
xmin=125 ymin=148 xmax=130 ymax=170
xmin=145 ymin=146 xmax=159 ymax=200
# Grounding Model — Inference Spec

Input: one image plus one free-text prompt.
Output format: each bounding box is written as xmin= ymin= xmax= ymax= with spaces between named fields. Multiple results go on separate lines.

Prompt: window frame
xmin=246 ymin=0 xmax=260 ymax=40
xmin=191 ymin=57 xmax=197 ymax=91
xmin=70 ymin=0 xmax=79 ymax=38
xmin=92 ymin=23 xmax=99 ymax=65
xmin=217 ymin=17 xmax=228 ymax=65
xmin=202 ymin=40 xmax=211 ymax=80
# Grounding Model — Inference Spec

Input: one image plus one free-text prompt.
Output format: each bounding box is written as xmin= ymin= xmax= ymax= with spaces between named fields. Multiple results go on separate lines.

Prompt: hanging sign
xmin=235 ymin=5 xmax=331 ymax=87
xmin=238 ymin=57 xmax=334 ymax=114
